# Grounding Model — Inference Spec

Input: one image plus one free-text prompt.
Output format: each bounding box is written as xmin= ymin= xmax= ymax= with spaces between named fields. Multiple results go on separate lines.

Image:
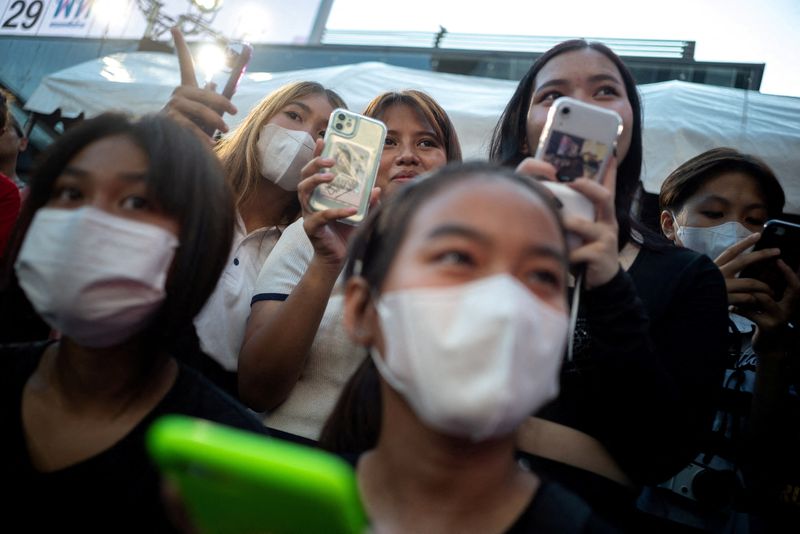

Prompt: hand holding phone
xmin=532 ymin=97 xmax=622 ymax=251
xmin=165 ymin=28 xmax=244 ymax=141
xmin=739 ymin=219 xmax=800 ymax=299
xmin=309 ymin=109 xmax=387 ymax=226
xmin=200 ymin=40 xmax=252 ymax=137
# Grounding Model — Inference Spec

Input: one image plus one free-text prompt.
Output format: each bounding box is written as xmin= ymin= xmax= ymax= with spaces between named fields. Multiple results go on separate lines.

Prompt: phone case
xmin=534 ymin=97 xmax=623 ymax=182
xmin=220 ymin=41 xmax=253 ymax=100
xmin=309 ymin=109 xmax=387 ymax=225
xmin=147 ymin=415 xmax=368 ymax=534
xmin=739 ymin=219 xmax=800 ymax=298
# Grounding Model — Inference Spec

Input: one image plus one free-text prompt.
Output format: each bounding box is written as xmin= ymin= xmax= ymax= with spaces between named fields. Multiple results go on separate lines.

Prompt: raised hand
xmin=161 ymin=27 xmax=237 ymax=144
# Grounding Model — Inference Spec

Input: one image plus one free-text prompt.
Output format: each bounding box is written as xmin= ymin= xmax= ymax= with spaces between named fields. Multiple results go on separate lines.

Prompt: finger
xmin=304 ymin=207 xmax=358 ymax=234
xmin=166 ymin=95 xmax=230 ymax=135
xmin=722 ymin=247 xmax=781 ymax=278
xmin=300 ymin=156 xmax=336 ymax=182
xmin=163 ymin=110 xmax=216 ymax=147
xmin=777 ymin=259 xmax=800 ymax=288
xmin=170 ymin=85 xmax=237 ymax=116
xmin=313 ymin=138 xmax=325 ymax=158
xmin=367 ymin=187 xmax=381 ymax=209
xmin=566 ymin=178 xmax=615 ymax=224
xmin=171 ymin=27 xmax=198 ymax=88
xmin=725 ymin=277 xmax=774 ymax=296
xmin=599 ymin=155 xmax=618 ymax=199
xmin=515 ymin=157 xmax=557 ymax=182
xmin=715 ymin=232 xmax=761 ymax=266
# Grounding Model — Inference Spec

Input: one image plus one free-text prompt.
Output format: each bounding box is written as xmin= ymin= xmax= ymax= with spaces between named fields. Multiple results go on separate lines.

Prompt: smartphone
xmin=739 ymin=219 xmax=800 ymax=299
xmin=534 ymin=96 xmax=623 ymax=183
xmin=202 ymin=40 xmax=253 ymax=137
xmin=147 ymin=415 xmax=368 ymax=534
xmin=309 ymin=109 xmax=387 ymax=226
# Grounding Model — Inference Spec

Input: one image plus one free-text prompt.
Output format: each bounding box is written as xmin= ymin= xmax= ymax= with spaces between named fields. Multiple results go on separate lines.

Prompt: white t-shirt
xmin=194 ymin=214 xmax=282 ymax=371
xmin=251 ymin=218 xmax=367 ymax=440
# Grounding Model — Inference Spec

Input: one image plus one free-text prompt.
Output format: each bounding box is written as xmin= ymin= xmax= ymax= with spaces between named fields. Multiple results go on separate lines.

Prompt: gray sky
xmin=327 ymin=0 xmax=800 ymax=97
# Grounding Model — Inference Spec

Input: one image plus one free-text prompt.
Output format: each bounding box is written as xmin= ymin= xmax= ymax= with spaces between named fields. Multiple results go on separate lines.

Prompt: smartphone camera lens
xmin=335 ymin=123 xmax=343 ymax=131
xmin=562 ymin=107 xmax=571 ymax=115
xmin=337 ymin=113 xmax=345 ymax=120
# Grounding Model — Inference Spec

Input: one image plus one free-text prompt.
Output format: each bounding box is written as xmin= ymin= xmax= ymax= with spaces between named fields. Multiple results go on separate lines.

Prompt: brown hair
xmin=363 ymin=89 xmax=462 ymax=163
xmin=659 ymin=147 xmax=785 ymax=217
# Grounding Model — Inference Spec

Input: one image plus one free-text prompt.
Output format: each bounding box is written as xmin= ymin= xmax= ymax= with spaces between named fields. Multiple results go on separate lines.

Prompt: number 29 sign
xmin=0 ymin=0 xmax=143 ymax=38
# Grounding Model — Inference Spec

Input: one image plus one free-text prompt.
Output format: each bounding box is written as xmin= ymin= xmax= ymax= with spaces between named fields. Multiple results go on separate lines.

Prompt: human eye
xmin=384 ymin=136 xmax=397 ymax=147
xmin=536 ymin=91 xmax=563 ymax=105
xmin=745 ymin=215 xmax=767 ymax=226
xmin=284 ymin=110 xmax=303 ymax=122
xmin=51 ymin=185 xmax=83 ymax=204
xmin=594 ymin=85 xmax=621 ymax=98
xmin=121 ymin=195 xmax=150 ymax=211
xmin=418 ymin=137 xmax=441 ymax=149
xmin=700 ymin=210 xmax=724 ymax=219
xmin=434 ymin=249 xmax=475 ymax=267
xmin=527 ymin=269 xmax=561 ymax=287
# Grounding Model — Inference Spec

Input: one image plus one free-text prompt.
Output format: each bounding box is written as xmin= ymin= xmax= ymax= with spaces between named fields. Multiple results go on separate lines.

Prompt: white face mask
xmin=256 ymin=123 xmax=315 ymax=191
xmin=674 ymin=217 xmax=753 ymax=261
xmin=15 ymin=207 xmax=178 ymax=348
xmin=372 ymin=274 xmax=567 ymax=442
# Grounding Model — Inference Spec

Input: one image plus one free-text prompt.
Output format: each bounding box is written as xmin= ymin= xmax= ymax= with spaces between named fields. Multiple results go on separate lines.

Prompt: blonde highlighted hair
xmin=214 ymin=81 xmax=346 ymax=214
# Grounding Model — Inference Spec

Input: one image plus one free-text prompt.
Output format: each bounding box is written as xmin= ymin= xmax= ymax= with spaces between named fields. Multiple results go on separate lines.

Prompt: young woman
xmin=238 ymin=90 xmax=462 ymax=441
xmin=657 ymin=147 xmax=799 ymax=531
xmin=163 ymin=28 xmax=347 ymax=396
xmin=489 ymin=39 xmax=730 ymax=529
xmin=334 ymin=161 xmax=616 ymax=533
xmin=0 ymin=113 xmax=267 ymax=532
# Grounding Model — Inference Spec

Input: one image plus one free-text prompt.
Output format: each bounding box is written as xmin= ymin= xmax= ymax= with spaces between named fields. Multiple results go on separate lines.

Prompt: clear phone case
xmin=309 ymin=109 xmax=387 ymax=225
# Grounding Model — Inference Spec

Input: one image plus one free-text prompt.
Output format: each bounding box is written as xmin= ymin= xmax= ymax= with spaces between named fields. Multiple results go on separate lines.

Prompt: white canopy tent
xmin=25 ymin=52 xmax=800 ymax=213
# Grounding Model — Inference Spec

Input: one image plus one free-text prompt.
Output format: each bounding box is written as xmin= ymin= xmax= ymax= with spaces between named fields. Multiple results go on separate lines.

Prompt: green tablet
xmin=146 ymin=415 xmax=368 ymax=534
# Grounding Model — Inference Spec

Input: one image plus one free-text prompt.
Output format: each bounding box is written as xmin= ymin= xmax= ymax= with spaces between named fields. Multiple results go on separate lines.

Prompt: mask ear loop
xmin=566 ymin=264 xmax=586 ymax=362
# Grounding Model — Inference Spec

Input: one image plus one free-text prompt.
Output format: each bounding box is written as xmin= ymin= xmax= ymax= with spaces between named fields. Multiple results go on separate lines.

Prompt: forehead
xmin=67 ymin=134 xmax=148 ymax=171
xmin=692 ymin=171 xmax=767 ymax=203
xmin=379 ymin=103 xmax=431 ymax=129
xmin=407 ymin=178 xmax=562 ymax=244
xmin=535 ymin=48 xmax=624 ymax=87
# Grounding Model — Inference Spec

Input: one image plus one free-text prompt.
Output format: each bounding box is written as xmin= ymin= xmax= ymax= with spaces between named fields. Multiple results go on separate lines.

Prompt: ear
xmin=519 ymin=136 xmax=530 ymax=156
xmin=343 ymin=276 xmax=380 ymax=347
xmin=660 ymin=210 xmax=678 ymax=242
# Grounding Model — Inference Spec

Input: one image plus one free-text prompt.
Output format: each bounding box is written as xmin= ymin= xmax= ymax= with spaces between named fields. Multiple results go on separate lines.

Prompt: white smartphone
xmin=534 ymin=96 xmax=622 ymax=183
xmin=534 ymin=97 xmax=622 ymax=249
xmin=309 ymin=109 xmax=387 ymax=226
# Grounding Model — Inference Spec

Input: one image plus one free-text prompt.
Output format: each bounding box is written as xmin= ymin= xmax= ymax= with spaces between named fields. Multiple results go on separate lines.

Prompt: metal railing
xmin=322 ymin=29 xmax=695 ymax=60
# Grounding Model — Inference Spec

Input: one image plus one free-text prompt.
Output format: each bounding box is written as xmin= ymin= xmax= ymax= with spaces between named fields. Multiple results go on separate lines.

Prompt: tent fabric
xmin=25 ymin=52 xmax=800 ymax=213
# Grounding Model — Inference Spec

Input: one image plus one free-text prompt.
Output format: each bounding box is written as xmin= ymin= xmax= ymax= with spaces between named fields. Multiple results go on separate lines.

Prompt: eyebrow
xmin=535 ymin=73 xmax=623 ymax=93
xmin=285 ymin=100 xmax=311 ymax=113
xmin=426 ymin=224 xmax=568 ymax=264
xmin=698 ymin=194 xmax=767 ymax=211
xmin=61 ymin=166 xmax=146 ymax=182
xmin=387 ymin=128 xmax=439 ymax=138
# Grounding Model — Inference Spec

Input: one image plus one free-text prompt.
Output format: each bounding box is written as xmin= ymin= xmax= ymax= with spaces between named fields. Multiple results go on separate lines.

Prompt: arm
xmin=238 ymin=149 xmax=374 ymax=411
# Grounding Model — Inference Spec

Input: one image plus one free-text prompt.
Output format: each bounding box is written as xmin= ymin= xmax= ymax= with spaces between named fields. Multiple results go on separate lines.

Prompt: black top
xmin=505 ymin=479 xmax=619 ymax=533
xmin=537 ymin=245 xmax=729 ymax=486
xmin=1 ymin=341 xmax=268 ymax=533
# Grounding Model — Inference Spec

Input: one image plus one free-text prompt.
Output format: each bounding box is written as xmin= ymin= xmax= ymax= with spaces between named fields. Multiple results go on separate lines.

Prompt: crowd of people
xmin=0 ymin=29 xmax=797 ymax=534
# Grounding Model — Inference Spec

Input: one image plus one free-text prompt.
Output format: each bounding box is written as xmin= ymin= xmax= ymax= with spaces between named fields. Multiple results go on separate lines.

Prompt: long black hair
xmin=489 ymin=39 xmax=648 ymax=249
